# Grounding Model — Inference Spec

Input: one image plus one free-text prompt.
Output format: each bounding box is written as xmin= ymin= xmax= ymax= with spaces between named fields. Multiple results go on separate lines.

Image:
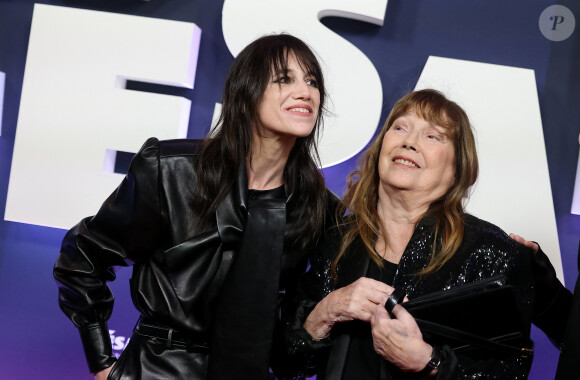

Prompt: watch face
xmin=427 ymin=356 xmax=440 ymax=369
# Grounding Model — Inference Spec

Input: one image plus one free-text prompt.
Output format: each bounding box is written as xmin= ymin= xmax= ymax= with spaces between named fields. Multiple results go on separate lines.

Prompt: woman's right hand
xmin=303 ymin=277 xmax=393 ymax=340
xmin=93 ymin=364 xmax=114 ymax=380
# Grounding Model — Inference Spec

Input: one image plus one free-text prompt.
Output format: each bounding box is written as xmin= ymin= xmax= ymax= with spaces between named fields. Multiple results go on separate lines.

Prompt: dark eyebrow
xmin=273 ymin=67 xmax=316 ymax=78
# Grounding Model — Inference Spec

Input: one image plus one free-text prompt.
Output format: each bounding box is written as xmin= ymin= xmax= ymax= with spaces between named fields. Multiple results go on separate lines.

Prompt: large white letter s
xmin=222 ymin=0 xmax=388 ymax=168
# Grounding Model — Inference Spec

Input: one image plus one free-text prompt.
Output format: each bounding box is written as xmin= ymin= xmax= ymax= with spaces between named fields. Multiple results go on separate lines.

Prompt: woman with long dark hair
xmin=54 ymin=34 xmax=336 ymax=379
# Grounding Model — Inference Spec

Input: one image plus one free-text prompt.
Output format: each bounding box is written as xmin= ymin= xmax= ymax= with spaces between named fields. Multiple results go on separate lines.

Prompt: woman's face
xmin=254 ymin=53 xmax=320 ymax=141
xmin=378 ymin=111 xmax=456 ymax=202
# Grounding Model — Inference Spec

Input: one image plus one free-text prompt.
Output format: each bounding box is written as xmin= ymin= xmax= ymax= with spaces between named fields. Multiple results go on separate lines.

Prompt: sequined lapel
xmin=392 ymin=216 xmax=436 ymax=295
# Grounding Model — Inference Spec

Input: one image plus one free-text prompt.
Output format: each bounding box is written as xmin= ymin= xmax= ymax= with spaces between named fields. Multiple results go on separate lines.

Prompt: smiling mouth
xmin=288 ymin=107 xmax=311 ymax=114
xmin=393 ymin=158 xmax=420 ymax=168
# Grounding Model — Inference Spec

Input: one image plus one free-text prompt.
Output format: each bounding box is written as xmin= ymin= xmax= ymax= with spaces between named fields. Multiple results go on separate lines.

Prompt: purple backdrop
xmin=1 ymin=0 xmax=579 ymax=379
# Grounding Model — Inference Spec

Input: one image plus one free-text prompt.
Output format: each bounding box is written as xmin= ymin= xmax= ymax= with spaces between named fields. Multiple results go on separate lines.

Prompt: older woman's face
xmin=378 ymin=112 xmax=455 ymax=202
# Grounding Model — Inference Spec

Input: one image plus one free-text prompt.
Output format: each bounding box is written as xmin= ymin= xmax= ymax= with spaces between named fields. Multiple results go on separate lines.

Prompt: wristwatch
xmin=419 ymin=346 xmax=442 ymax=377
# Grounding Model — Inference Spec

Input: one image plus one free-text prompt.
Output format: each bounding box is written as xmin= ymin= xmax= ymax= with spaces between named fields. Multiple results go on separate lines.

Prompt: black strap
xmin=415 ymin=319 xmax=532 ymax=357
xmin=385 ymin=288 xmax=406 ymax=317
xmin=134 ymin=317 xmax=209 ymax=352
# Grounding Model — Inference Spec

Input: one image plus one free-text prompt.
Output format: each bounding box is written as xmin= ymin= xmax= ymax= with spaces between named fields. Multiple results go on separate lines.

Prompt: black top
xmin=247 ymin=185 xmax=286 ymax=204
xmin=342 ymin=259 xmax=398 ymax=379
xmin=208 ymin=183 xmax=288 ymax=378
xmin=284 ymin=214 xmax=573 ymax=379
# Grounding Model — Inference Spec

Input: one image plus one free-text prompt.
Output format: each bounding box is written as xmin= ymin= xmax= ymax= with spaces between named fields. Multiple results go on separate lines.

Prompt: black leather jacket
xmin=283 ymin=214 xmax=572 ymax=379
xmin=54 ymin=137 xmax=337 ymax=377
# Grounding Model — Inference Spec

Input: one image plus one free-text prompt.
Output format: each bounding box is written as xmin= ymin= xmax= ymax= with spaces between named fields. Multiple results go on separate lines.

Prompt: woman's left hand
xmin=370 ymin=302 xmax=433 ymax=373
xmin=509 ymin=233 xmax=539 ymax=254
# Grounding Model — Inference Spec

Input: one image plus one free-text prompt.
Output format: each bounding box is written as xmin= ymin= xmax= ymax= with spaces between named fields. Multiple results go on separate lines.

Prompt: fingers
xmin=371 ymin=301 xmax=391 ymax=331
xmin=389 ymin=303 xmax=417 ymax=326
xmin=370 ymin=303 xmax=432 ymax=372
xmin=332 ymin=277 xmax=393 ymax=321
xmin=509 ymin=233 xmax=524 ymax=244
xmin=94 ymin=365 xmax=114 ymax=380
xmin=374 ymin=303 xmax=413 ymax=327
xmin=324 ymin=279 xmax=407 ymax=325
xmin=373 ymin=296 xmax=420 ymax=336
xmin=509 ymin=233 xmax=539 ymax=254
xmin=352 ymin=277 xmax=394 ymax=299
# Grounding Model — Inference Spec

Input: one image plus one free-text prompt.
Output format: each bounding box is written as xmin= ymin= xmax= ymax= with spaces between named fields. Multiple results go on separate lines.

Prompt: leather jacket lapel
xmin=163 ymin=162 xmax=249 ymax=317
xmin=160 ymin=230 xmax=225 ymax=317
xmin=216 ymin=160 xmax=248 ymax=251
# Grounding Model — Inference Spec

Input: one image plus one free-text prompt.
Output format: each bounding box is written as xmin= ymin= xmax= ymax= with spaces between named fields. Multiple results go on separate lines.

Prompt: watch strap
xmin=419 ymin=345 xmax=442 ymax=377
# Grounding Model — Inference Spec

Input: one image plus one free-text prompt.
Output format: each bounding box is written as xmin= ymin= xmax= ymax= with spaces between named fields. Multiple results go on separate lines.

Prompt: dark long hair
xmin=334 ymin=89 xmax=479 ymax=276
xmin=192 ymin=34 xmax=328 ymax=252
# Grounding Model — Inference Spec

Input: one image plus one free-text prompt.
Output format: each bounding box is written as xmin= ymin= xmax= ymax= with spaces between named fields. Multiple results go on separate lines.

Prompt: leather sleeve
xmin=272 ymin=192 xmax=340 ymax=379
xmin=531 ymin=246 xmax=573 ymax=347
xmin=53 ymin=137 xmax=164 ymax=373
xmin=274 ymin=224 xmax=339 ymax=378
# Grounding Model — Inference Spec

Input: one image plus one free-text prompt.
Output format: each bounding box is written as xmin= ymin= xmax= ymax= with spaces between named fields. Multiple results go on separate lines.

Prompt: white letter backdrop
xmin=5 ymin=4 xmax=201 ymax=228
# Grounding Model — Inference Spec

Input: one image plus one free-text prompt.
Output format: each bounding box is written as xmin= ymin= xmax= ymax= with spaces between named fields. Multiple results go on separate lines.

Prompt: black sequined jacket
xmin=282 ymin=214 xmax=572 ymax=379
xmin=54 ymin=137 xmax=338 ymax=378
